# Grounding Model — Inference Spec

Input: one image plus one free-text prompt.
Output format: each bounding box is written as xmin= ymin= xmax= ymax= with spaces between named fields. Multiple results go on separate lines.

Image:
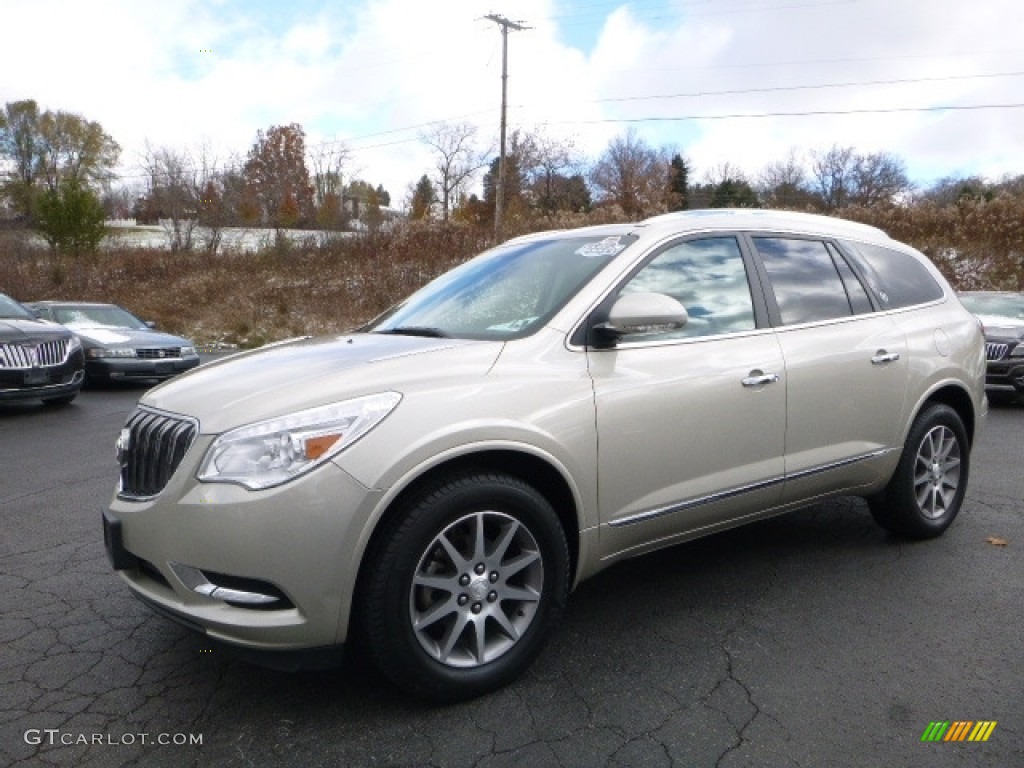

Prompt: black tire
xmin=42 ymin=393 xmax=77 ymax=406
xmin=868 ymin=404 xmax=969 ymax=539
xmin=358 ymin=471 xmax=570 ymax=703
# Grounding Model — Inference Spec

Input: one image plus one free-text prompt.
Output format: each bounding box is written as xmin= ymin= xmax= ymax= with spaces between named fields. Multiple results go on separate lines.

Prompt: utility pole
xmin=484 ymin=14 xmax=528 ymax=240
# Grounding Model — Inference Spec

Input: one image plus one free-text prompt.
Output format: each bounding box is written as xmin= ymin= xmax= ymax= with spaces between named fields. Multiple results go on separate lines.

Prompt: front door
xmin=588 ymin=235 xmax=787 ymax=560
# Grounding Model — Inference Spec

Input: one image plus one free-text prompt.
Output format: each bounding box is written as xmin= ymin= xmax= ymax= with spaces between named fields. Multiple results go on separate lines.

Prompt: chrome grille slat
xmin=985 ymin=342 xmax=1009 ymax=361
xmin=119 ymin=409 xmax=198 ymax=498
xmin=0 ymin=339 xmax=70 ymax=369
xmin=137 ymin=348 xmax=181 ymax=360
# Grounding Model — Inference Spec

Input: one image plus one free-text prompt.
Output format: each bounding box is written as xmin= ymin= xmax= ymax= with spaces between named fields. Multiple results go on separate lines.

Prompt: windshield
xmin=54 ymin=305 xmax=146 ymax=328
xmin=0 ymin=294 xmax=34 ymax=320
xmin=366 ymin=234 xmax=636 ymax=340
xmin=960 ymin=293 xmax=1024 ymax=324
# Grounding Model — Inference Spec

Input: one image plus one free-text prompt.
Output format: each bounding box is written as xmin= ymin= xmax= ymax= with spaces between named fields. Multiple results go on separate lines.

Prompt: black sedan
xmin=959 ymin=290 xmax=1024 ymax=401
xmin=26 ymin=301 xmax=200 ymax=385
xmin=0 ymin=293 xmax=84 ymax=405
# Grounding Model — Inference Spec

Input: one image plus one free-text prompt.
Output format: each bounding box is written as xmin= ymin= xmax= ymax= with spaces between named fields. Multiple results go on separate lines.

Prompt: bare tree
xmin=419 ymin=122 xmax=487 ymax=222
xmin=757 ymin=148 xmax=816 ymax=208
xmin=529 ymin=129 xmax=580 ymax=215
xmin=590 ymin=128 xmax=666 ymax=219
xmin=849 ymin=151 xmax=912 ymax=207
xmin=309 ymin=139 xmax=351 ymax=229
xmin=142 ymin=143 xmax=198 ymax=252
xmin=811 ymin=145 xmax=856 ymax=211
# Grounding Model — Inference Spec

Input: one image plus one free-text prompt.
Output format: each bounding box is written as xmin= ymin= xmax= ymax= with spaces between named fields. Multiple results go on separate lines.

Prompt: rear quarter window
xmin=843 ymin=241 xmax=944 ymax=309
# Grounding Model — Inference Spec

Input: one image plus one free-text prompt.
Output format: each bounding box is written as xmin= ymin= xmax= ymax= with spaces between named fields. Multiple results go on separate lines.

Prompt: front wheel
xmin=358 ymin=471 xmax=570 ymax=703
xmin=869 ymin=404 xmax=970 ymax=539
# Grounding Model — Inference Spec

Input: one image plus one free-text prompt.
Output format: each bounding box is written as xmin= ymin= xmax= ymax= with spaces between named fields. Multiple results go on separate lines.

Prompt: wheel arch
xmin=915 ymin=383 xmax=978 ymax=447
xmin=349 ymin=448 xmax=584 ymax=631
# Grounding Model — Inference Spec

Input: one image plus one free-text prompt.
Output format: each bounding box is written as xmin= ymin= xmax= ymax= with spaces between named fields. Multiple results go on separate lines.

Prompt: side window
xmin=754 ymin=237 xmax=854 ymax=325
xmin=828 ymin=243 xmax=874 ymax=314
xmin=843 ymin=241 xmax=945 ymax=309
xmin=619 ymin=236 xmax=755 ymax=340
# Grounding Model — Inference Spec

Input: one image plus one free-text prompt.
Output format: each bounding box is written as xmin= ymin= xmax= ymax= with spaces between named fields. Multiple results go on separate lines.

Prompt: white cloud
xmin=2 ymin=0 xmax=1022 ymax=202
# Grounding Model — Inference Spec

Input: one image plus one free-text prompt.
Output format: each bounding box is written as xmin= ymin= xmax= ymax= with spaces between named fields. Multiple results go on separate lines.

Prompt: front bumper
xmin=87 ymin=355 xmax=200 ymax=381
xmin=984 ymin=359 xmax=1024 ymax=393
xmin=0 ymin=366 xmax=84 ymax=402
xmin=105 ymin=442 xmax=384 ymax=652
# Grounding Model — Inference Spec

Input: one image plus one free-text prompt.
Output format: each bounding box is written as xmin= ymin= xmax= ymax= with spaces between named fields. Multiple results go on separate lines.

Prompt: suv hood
xmin=142 ymin=333 xmax=502 ymax=433
xmin=0 ymin=317 xmax=71 ymax=341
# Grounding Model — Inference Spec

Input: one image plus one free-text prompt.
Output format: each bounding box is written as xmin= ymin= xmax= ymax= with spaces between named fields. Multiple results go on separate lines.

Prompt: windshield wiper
xmin=375 ymin=326 xmax=450 ymax=338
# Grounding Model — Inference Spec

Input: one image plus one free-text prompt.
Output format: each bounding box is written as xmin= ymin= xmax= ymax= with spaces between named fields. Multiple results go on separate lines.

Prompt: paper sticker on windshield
xmin=576 ymin=237 xmax=626 ymax=258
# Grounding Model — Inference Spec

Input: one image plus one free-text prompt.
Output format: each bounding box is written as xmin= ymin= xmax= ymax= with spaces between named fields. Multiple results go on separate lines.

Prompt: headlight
xmin=68 ymin=335 xmax=82 ymax=352
xmin=197 ymin=392 xmax=402 ymax=490
xmin=86 ymin=347 xmax=137 ymax=359
xmin=1010 ymin=344 xmax=1024 ymax=357
xmin=180 ymin=346 xmax=197 ymax=357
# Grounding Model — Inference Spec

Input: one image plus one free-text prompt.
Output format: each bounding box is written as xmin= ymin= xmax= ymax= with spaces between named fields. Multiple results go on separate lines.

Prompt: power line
xmin=545 ymin=102 xmax=1024 ymax=127
xmin=591 ymin=71 xmax=1024 ymax=105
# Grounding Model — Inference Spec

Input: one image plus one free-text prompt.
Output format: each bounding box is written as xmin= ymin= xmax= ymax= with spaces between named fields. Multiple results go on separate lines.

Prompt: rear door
xmin=749 ymin=235 xmax=908 ymax=501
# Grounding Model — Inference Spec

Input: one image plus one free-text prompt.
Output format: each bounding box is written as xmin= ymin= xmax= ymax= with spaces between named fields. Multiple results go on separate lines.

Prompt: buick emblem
xmin=115 ymin=428 xmax=132 ymax=467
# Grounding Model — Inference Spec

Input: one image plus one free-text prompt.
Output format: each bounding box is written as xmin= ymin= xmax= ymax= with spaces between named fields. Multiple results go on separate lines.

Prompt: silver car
xmin=104 ymin=210 xmax=986 ymax=702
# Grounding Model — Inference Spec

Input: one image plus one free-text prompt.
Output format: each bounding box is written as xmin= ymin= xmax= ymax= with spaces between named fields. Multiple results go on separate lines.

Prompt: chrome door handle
xmin=742 ymin=373 xmax=780 ymax=387
xmin=871 ymin=351 xmax=900 ymax=365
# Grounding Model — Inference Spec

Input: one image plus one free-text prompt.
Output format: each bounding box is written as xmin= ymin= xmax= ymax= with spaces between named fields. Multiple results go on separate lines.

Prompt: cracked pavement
xmin=2 ymin=387 xmax=1021 ymax=767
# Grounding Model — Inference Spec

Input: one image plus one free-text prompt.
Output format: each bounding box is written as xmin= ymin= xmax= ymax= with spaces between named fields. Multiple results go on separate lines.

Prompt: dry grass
xmin=2 ymin=198 xmax=1022 ymax=347
xmin=0 ymin=223 xmax=492 ymax=347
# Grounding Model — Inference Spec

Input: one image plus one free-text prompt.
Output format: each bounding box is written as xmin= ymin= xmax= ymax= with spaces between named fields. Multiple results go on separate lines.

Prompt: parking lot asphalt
xmin=1 ymin=384 xmax=1021 ymax=768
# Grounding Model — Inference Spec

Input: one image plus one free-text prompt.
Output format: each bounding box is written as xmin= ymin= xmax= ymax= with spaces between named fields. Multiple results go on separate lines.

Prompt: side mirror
xmin=594 ymin=292 xmax=688 ymax=342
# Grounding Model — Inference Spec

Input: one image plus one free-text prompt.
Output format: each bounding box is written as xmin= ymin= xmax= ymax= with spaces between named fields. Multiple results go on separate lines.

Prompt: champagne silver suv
xmin=104 ymin=210 xmax=986 ymax=702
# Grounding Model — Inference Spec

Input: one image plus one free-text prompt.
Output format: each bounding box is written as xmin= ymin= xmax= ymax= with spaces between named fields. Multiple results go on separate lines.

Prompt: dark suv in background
xmin=0 ymin=293 xmax=84 ymax=406
xmin=959 ymin=291 xmax=1024 ymax=402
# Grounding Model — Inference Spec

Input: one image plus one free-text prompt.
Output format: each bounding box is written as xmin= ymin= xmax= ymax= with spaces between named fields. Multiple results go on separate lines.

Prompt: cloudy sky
xmin=2 ymin=0 xmax=1022 ymax=205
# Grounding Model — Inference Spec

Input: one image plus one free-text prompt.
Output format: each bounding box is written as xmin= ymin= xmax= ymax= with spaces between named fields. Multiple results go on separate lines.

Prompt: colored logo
xmin=921 ymin=721 xmax=997 ymax=742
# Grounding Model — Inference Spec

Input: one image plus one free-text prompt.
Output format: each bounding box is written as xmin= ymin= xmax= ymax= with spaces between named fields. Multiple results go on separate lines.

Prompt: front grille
xmin=0 ymin=339 xmax=69 ymax=369
xmin=118 ymin=408 xmax=198 ymax=498
xmin=985 ymin=342 xmax=1009 ymax=361
xmin=136 ymin=348 xmax=181 ymax=360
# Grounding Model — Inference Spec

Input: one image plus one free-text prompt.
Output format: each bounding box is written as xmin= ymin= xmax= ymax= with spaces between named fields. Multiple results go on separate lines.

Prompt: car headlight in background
xmin=86 ymin=347 xmax=137 ymax=359
xmin=197 ymin=392 xmax=402 ymax=490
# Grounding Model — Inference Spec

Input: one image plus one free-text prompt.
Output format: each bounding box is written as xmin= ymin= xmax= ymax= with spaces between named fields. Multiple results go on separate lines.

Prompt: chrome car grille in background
xmin=136 ymin=348 xmax=182 ymax=359
xmin=118 ymin=408 xmax=198 ymax=498
xmin=0 ymin=339 xmax=70 ymax=369
xmin=985 ymin=342 xmax=1010 ymax=361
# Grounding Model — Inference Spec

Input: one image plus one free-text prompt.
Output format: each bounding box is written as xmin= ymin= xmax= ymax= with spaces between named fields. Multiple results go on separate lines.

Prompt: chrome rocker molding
xmin=609 ymin=448 xmax=894 ymax=528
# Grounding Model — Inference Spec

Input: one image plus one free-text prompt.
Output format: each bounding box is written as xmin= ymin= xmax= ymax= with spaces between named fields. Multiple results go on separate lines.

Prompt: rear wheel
xmin=358 ymin=471 xmax=570 ymax=703
xmin=869 ymin=404 xmax=969 ymax=539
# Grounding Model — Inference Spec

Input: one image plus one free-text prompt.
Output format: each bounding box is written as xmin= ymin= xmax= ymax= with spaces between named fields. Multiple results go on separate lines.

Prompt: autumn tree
xmin=0 ymin=100 xmax=42 ymax=218
xmin=590 ymin=128 xmax=666 ymax=219
xmin=243 ymin=123 xmax=314 ymax=229
xmin=420 ymin=122 xmax=487 ymax=222
xmin=0 ymin=100 xmax=119 ymax=221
